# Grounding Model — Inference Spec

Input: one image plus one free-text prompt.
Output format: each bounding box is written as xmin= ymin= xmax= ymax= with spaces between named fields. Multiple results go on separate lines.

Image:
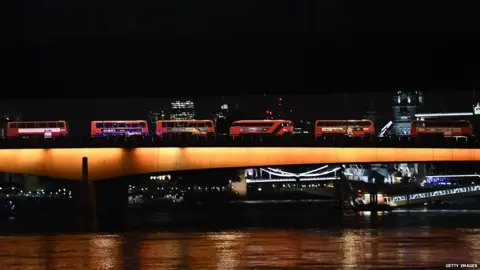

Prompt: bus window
xmin=140 ymin=122 xmax=146 ymax=128
xmin=38 ymin=122 xmax=47 ymax=128
xmin=18 ymin=123 xmax=26 ymax=128
xmin=350 ymin=121 xmax=369 ymax=127
xmin=26 ymin=123 xmax=35 ymax=128
xmin=9 ymin=123 xmax=17 ymax=128
xmin=118 ymin=123 xmax=126 ymax=128
xmin=58 ymin=122 xmax=65 ymax=128
xmin=104 ymin=123 xmax=113 ymax=128
xmin=96 ymin=123 xmax=103 ymax=128
xmin=47 ymin=122 xmax=57 ymax=128
xmin=131 ymin=123 xmax=139 ymax=128
xmin=206 ymin=122 xmax=213 ymax=127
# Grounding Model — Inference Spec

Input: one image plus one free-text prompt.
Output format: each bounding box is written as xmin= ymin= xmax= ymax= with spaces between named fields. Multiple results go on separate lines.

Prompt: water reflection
xmin=89 ymin=235 xmax=122 ymax=269
xmin=0 ymin=225 xmax=479 ymax=268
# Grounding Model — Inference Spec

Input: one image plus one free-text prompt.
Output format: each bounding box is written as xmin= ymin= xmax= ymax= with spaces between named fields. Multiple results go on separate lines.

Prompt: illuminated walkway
xmin=386 ymin=185 xmax=480 ymax=207
xmin=1 ymin=147 xmax=480 ymax=181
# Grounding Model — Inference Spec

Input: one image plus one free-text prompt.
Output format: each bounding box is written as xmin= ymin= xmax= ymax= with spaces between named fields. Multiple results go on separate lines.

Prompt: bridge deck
xmin=1 ymin=135 xmax=480 ymax=149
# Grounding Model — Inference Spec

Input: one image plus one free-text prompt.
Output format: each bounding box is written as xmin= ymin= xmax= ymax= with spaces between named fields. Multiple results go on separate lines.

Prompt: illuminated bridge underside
xmin=1 ymin=147 xmax=480 ymax=181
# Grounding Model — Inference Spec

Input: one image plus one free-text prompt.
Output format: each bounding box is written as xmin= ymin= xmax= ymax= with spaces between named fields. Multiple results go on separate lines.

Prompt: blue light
xmin=426 ymin=177 xmax=450 ymax=184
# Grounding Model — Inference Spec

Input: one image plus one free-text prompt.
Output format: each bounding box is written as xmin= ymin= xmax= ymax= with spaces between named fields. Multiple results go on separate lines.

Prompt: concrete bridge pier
xmin=80 ymin=157 xmax=97 ymax=231
xmin=80 ymin=157 xmax=128 ymax=231
xmin=336 ymin=168 xmax=346 ymax=211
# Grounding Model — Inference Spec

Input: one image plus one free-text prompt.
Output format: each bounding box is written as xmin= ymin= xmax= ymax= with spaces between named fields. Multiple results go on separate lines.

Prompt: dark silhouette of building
xmin=213 ymin=104 xmax=229 ymax=134
xmin=147 ymin=111 xmax=167 ymax=135
xmin=392 ymin=90 xmax=423 ymax=136
xmin=1 ymin=111 xmax=21 ymax=139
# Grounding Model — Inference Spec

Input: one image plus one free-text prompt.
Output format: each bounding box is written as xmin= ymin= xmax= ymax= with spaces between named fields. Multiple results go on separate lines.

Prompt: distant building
xmin=293 ymin=120 xmax=311 ymax=135
xmin=392 ymin=90 xmax=423 ymax=136
xmin=170 ymin=100 xmax=195 ymax=120
xmin=147 ymin=111 xmax=167 ymax=135
xmin=0 ymin=112 xmax=21 ymax=139
xmin=214 ymin=104 xmax=228 ymax=123
xmin=213 ymin=104 xmax=229 ymax=134
xmin=262 ymin=95 xmax=291 ymax=120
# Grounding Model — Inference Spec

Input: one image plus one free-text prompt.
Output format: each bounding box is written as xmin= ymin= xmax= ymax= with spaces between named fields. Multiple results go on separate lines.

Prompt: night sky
xmin=3 ymin=2 xmax=480 ymax=94
xmin=2 ymin=2 xmax=480 ymax=135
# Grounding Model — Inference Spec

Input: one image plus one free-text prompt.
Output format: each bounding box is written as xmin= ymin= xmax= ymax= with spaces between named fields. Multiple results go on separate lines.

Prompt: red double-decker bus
xmin=229 ymin=120 xmax=294 ymax=136
xmin=155 ymin=120 xmax=215 ymax=136
xmin=315 ymin=119 xmax=375 ymax=137
xmin=410 ymin=119 xmax=473 ymax=137
xmin=6 ymin=120 xmax=69 ymax=138
xmin=91 ymin=120 xmax=149 ymax=137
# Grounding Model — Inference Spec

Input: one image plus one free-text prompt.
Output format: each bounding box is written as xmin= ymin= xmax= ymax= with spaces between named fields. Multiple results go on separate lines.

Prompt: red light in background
xmin=357 ymin=189 xmax=362 ymax=193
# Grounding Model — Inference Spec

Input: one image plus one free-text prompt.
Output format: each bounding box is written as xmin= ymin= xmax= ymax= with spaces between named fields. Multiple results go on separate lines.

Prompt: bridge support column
xmin=337 ymin=170 xmax=346 ymax=211
xmin=416 ymin=163 xmax=427 ymax=185
xmin=81 ymin=157 xmax=97 ymax=231
xmin=79 ymin=157 xmax=128 ymax=231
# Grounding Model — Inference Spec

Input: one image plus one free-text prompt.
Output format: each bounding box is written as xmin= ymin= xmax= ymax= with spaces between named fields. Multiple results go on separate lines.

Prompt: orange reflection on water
xmin=88 ymin=235 xmax=123 ymax=269
xmin=0 ymin=228 xmax=478 ymax=269
xmin=137 ymin=233 xmax=183 ymax=269
xmin=0 ymin=235 xmax=45 ymax=270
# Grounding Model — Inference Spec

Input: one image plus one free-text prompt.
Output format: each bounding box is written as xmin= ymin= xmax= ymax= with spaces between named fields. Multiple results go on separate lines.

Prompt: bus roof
xmin=8 ymin=120 xmax=67 ymax=123
xmin=156 ymin=120 xmax=213 ymax=122
xmin=91 ymin=120 xmax=147 ymax=122
xmin=232 ymin=119 xmax=291 ymax=123
xmin=315 ymin=119 xmax=372 ymax=122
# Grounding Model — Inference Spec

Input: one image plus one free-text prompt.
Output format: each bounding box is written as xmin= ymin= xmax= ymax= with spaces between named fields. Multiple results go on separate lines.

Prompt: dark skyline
xmin=4 ymin=3 xmax=480 ymax=94
xmin=1 ymin=91 xmax=477 ymax=135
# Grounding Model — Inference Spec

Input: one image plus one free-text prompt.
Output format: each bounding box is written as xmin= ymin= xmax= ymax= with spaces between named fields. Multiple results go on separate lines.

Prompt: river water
xmin=1 ymin=207 xmax=480 ymax=269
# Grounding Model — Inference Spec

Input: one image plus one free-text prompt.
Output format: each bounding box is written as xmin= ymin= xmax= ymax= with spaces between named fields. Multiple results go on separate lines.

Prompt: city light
xmin=425 ymin=174 xmax=480 ymax=184
xmin=415 ymin=112 xmax=473 ymax=118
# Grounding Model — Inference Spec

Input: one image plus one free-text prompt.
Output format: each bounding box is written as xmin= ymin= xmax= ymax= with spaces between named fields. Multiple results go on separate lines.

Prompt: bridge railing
xmin=0 ymin=134 xmax=479 ymax=148
xmin=388 ymin=185 xmax=480 ymax=203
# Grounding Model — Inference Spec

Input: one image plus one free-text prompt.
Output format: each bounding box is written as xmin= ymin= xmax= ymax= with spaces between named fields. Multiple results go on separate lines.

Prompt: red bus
xmin=156 ymin=120 xmax=215 ymax=136
xmin=315 ymin=119 xmax=375 ymax=137
xmin=410 ymin=119 xmax=473 ymax=137
xmin=229 ymin=120 xmax=294 ymax=136
xmin=91 ymin=120 xmax=149 ymax=137
xmin=6 ymin=120 xmax=69 ymax=138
